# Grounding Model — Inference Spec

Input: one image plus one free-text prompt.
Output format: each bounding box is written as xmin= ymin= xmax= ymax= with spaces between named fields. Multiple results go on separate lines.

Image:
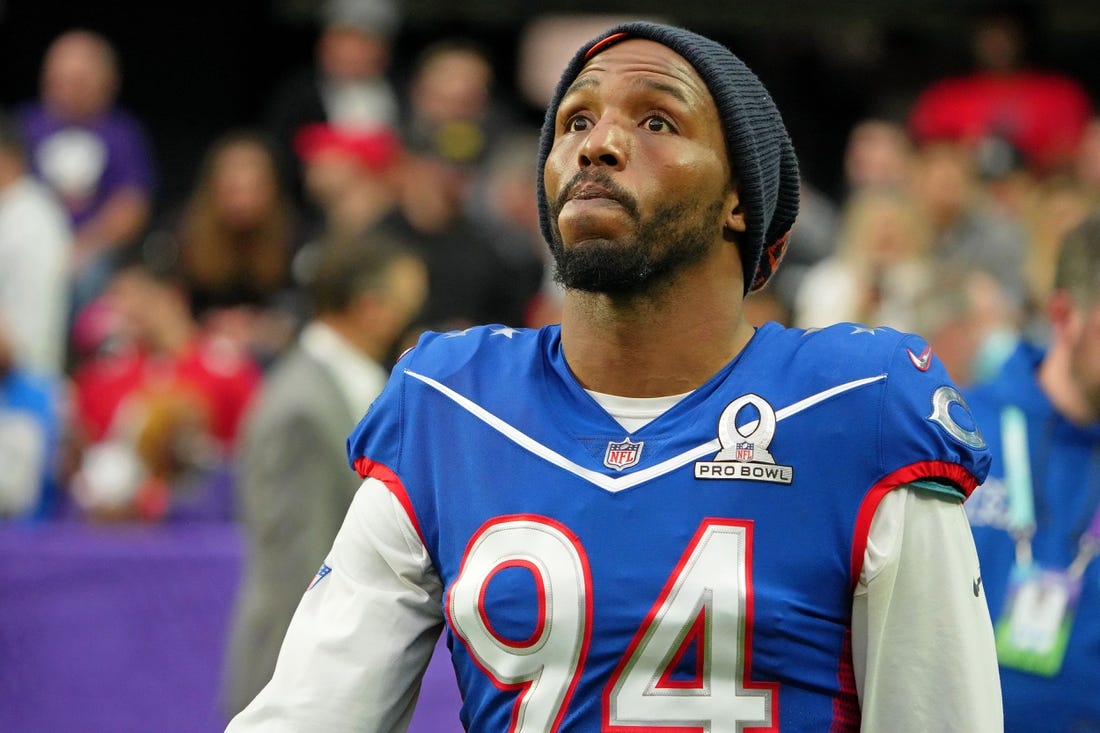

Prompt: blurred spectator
xmin=907 ymin=3 xmax=1093 ymax=177
xmin=15 ymin=29 xmax=156 ymax=314
xmin=842 ymin=118 xmax=914 ymax=195
xmin=69 ymin=253 xmax=262 ymax=522
xmin=0 ymin=320 xmax=63 ymax=521
xmin=467 ymin=127 xmax=548 ymax=327
xmin=402 ymin=39 xmax=515 ymax=173
xmin=973 ymin=134 xmax=1036 ymax=223
xmin=382 ymin=140 xmax=529 ymax=331
xmin=767 ymin=178 xmax=839 ymax=318
xmin=224 ymin=235 xmax=426 ymax=716
xmin=914 ymin=267 xmax=1021 ymax=387
xmin=908 ymin=139 xmax=1029 ymax=384
xmin=515 ymin=13 xmax=656 ymax=112
xmin=909 ymin=140 xmax=1029 ymax=308
xmin=374 ymin=40 xmax=533 ymax=333
xmin=0 ymin=111 xmax=72 ymax=378
xmin=963 ymin=212 xmax=1100 ymax=732
xmin=777 ymin=117 xmax=914 ymax=318
xmin=1073 ymin=117 xmax=1100 ymax=201
xmin=148 ymin=130 xmax=300 ymax=363
xmin=294 ymin=122 xmax=403 ymax=248
xmin=264 ymin=0 xmax=401 ymax=209
xmin=1021 ymin=175 xmax=1092 ymax=335
xmin=794 ymin=187 xmax=933 ymax=333
xmin=402 ymin=39 xmax=537 ymax=330
xmin=764 ymin=116 xmax=915 ymax=315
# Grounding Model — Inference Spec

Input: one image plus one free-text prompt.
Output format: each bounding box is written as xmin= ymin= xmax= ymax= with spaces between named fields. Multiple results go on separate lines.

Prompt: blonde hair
xmin=834 ymin=187 xmax=932 ymax=272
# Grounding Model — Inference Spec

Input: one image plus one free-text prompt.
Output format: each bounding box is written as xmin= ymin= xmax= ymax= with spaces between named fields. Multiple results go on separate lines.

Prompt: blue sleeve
xmin=879 ymin=333 xmax=991 ymax=497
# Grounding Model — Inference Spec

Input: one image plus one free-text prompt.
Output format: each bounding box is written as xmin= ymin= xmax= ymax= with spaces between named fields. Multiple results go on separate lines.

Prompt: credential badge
xmin=695 ymin=394 xmax=794 ymax=484
xmin=604 ymin=438 xmax=643 ymax=471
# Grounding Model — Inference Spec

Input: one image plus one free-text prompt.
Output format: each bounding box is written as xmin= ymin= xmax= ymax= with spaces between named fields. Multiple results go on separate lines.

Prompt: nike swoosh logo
xmin=907 ymin=346 xmax=933 ymax=372
xmin=973 ymin=576 xmax=982 ymax=597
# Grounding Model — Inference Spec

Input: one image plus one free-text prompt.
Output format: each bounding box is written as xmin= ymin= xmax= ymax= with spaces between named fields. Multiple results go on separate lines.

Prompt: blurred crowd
xmin=0 ymin=0 xmax=1098 ymax=526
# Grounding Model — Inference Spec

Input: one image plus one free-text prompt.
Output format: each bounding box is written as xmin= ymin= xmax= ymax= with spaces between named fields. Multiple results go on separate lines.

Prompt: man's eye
xmin=645 ymin=116 xmax=672 ymax=132
xmin=566 ymin=116 xmax=591 ymax=132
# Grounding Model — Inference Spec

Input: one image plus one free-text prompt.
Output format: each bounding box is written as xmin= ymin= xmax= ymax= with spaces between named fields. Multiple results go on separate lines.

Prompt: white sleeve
xmin=851 ymin=486 xmax=1003 ymax=733
xmin=0 ymin=186 xmax=71 ymax=376
xmin=226 ymin=477 xmax=446 ymax=733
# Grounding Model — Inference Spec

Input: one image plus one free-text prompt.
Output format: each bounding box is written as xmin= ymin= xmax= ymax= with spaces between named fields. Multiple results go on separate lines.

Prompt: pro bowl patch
xmin=694 ymin=394 xmax=793 ymax=484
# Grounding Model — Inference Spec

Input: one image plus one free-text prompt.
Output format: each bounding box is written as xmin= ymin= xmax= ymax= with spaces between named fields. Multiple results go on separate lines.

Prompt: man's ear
xmin=1046 ymin=290 xmax=1076 ymax=338
xmin=724 ymin=189 xmax=747 ymax=234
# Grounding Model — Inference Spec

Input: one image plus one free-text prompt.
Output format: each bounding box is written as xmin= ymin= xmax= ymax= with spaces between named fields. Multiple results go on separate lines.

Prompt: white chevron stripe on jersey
xmin=404 ymin=370 xmax=888 ymax=494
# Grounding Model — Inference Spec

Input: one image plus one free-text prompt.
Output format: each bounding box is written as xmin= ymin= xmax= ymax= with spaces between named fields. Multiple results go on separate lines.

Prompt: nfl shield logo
xmin=736 ymin=441 xmax=755 ymax=461
xmin=604 ymin=438 xmax=643 ymax=471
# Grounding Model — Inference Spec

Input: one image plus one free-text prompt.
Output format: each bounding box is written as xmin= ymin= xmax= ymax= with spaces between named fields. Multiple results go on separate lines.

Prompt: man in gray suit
xmin=224 ymin=236 xmax=427 ymax=716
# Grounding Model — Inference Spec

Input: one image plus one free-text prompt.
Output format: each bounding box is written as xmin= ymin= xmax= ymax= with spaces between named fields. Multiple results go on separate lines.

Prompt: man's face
xmin=1068 ymin=299 xmax=1100 ymax=420
xmin=542 ymin=39 xmax=735 ymax=295
xmin=211 ymin=142 xmax=278 ymax=230
xmin=318 ymin=27 xmax=388 ymax=82
xmin=42 ymin=33 xmax=117 ymax=121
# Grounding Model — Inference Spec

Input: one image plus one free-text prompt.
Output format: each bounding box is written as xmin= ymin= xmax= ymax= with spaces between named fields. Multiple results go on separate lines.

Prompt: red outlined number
xmin=605 ymin=520 xmax=778 ymax=732
xmin=448 ymin=516 xmax=778 ymax=732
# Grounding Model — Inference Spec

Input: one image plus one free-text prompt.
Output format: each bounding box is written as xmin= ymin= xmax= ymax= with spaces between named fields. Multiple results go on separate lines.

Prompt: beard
xmin=547 ymin=171 xmax=725 ymax=296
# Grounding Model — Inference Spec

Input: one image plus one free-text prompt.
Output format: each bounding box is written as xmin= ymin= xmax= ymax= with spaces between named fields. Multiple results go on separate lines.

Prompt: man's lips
xmin=568 ymin=182 xmax=618 ymax=201
xmin=552 ymin=172 xmax=638 ymax=220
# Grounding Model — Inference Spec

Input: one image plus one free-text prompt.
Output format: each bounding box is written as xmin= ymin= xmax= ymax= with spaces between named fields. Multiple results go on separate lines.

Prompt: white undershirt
xmin=585 ymin=388 xmax=693 ymax=433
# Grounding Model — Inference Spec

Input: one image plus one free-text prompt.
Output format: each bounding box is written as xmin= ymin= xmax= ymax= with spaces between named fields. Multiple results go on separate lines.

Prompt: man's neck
xmin=559 ymin=258 xmax=753 ymax=398
xmin=319 ymin=313 xmax=385 ymax=364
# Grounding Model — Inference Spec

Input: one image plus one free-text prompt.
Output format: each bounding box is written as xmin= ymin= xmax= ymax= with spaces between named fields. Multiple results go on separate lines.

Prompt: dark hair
xmin=410 ymin=37 xmax=491 ymax=80
xmin=309 ymin=231 xmax=418 ymax=314
xmin=181 ymin=129 xmax=294 ymax=298
xmin=1054 ymin=212 xmax=1100 ymax=306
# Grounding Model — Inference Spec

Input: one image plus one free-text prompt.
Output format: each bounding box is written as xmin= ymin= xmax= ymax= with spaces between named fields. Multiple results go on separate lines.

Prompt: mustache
xmin=552 ymin=169 xmax=639 ymax=219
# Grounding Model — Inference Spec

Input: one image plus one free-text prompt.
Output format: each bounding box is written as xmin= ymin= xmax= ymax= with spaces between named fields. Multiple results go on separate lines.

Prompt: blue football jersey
xmin=347 ymin=322 xmax=990 ymax=732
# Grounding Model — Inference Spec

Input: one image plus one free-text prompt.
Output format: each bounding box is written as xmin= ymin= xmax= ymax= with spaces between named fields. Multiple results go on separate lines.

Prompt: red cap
xmin=293 ymin=123 xmax=402 ymax=173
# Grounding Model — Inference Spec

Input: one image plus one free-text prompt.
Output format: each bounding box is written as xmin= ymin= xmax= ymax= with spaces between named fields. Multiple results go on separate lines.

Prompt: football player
xmin=227 ymin=21 xmax=1001 ymax=732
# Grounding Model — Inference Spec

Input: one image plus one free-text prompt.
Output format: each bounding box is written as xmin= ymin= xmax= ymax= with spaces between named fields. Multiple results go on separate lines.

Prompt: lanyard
xmin=1001 ymin=406 xmax=1100 ymax=580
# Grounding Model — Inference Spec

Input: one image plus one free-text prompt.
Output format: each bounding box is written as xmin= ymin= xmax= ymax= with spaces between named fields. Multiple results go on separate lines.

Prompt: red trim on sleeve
xmin=848 ymin=460 xmax=980 ymax=592
xmin=353 ymin=457 xmax=427 ymax=549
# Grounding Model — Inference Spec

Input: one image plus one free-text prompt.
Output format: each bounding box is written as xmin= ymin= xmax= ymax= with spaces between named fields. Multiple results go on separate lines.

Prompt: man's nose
xmin=578 ymin=115 xmax=628 ymax=170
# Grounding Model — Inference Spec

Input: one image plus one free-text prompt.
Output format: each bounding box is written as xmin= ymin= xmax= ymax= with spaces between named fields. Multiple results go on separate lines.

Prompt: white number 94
xmin=446 ymin=516 xmax=779 ymax=732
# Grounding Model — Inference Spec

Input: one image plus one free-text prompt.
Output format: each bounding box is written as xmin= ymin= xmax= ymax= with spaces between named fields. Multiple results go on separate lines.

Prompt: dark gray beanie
xmin=536 ymin=21 xmax=800 ymax=295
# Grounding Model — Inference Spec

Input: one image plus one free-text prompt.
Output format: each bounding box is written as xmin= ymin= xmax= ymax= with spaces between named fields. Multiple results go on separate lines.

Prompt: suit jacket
xmin=223 ymin=343 xmax=366 ymax=716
